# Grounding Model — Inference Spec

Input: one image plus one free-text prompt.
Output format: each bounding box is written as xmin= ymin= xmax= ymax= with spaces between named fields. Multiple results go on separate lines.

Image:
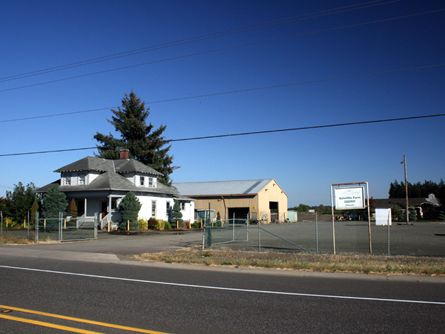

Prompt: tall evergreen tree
xmin=94 ymin=92 xmax=174 ymax=184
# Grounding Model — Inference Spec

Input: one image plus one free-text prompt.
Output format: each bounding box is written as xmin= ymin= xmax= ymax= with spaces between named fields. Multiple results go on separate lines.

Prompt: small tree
xmin=118 ymin=192 xmax=141 ymax=231
xmin=170 ymin=200 xmax=183 ymax=228
xmin=43 ymin=188 xmax=67 ymax=218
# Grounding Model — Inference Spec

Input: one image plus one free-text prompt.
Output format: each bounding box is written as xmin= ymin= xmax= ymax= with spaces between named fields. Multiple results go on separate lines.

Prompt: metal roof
xmin=173 ymin=179 xmax=273 ymax=196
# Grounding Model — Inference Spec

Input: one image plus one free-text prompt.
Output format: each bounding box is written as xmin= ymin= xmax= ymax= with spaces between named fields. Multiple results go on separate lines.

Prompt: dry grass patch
xmin=134 ymin=248 xmax=445 ymax=276
xmin=0 ymin=236 xmax=33 ymax=244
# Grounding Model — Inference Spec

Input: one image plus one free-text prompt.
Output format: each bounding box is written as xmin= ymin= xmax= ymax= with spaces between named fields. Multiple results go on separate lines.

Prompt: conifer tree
xmin=118 ymin=192 xmax=141 ymax=231
xmin=94 ymin=92 xmax=174 ymax=184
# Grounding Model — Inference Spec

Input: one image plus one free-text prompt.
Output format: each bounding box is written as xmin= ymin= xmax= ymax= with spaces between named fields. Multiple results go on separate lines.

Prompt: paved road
xmin=0 ymin=254 xmax=444 ymax=333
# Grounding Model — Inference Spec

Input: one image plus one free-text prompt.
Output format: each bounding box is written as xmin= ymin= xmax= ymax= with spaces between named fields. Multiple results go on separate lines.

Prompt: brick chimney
xmin=119 ymin=149 xmax=129 ymax=160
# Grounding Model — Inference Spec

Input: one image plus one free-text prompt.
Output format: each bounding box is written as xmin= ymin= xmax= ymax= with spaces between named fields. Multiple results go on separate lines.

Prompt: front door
xmin=101 ymin=200 xmax=108 ymax=218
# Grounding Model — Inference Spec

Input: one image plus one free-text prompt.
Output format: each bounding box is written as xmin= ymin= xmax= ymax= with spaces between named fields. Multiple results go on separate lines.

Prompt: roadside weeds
xmin=0 ymin=236 xmax=33 ymax=245
xmin=133 ymin=248 xmax=445 ymax=276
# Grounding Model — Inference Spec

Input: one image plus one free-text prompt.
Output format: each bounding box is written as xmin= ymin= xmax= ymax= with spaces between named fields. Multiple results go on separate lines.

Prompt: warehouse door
xmin=228 ymin=207 xmax=249 ymax=221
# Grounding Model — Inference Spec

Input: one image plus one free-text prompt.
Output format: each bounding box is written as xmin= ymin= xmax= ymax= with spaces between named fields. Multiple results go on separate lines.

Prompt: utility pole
xmin=402 ymin=155 xmax=409 ymax=225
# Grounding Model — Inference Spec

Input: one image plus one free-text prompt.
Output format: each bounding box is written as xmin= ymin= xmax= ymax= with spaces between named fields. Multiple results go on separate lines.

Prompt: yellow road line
xmin=0 ymin=305 xmax=167 ymax=334
xmin=0 ymin=313 xmax=103 ymax=334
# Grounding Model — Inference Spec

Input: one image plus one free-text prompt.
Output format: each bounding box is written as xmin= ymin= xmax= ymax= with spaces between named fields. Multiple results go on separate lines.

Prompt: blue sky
xmin=0 ymin=0 xmax=444 ymax=206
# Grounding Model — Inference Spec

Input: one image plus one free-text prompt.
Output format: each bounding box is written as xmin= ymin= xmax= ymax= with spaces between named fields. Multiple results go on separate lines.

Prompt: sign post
xmin=331 ymin=182 xmax=372 ymax=255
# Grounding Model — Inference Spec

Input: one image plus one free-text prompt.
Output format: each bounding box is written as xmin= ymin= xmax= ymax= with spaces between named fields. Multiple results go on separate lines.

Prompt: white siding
xmin=137 ymin=195 xmax=172 ymax=221
xmin=181 ymin=201 xmax=195 ymax=223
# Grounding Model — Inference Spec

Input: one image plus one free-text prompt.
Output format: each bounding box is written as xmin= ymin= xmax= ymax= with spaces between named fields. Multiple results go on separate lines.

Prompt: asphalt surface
xmin=0 ymin=253 xmax=444 ymax=333
xmin=3 ymin=221 xmax=445 ymax=257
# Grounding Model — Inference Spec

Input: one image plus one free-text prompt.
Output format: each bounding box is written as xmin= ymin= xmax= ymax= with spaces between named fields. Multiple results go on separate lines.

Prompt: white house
xmin=38 ymin=151 xmax=194 ymax=228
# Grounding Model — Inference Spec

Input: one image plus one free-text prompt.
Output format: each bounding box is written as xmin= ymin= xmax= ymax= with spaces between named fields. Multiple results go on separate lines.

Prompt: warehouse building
xmin=173 ymin=179 xmax=288 ymax=223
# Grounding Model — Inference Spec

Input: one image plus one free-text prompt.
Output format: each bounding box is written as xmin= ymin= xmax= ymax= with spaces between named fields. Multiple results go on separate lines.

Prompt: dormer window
xmin=79 ymin=175 xmax=86 ymax=185
xmin=140 ymin=176 xmax=145 ymax=186
xmin=64 ymin=177 xmax=71 ymax=185
xmin=149 ymin=177 xmax=153 ymax=187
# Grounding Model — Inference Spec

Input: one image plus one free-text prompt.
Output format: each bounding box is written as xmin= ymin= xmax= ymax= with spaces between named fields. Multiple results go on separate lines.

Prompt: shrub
xmin=155 ymin=220 xmax=165 ymax=231
xmin=191 ymin=221 xmax=202 ymax=229
xmin=138 ymin=219 xmax=148 ymax=231
xmin=147 ymin=218 xmax=158 ymax=229
xmin=164 ymin=221 xmax=172 ymax=230
xmin=4 ymin=217 xmax=14 ymax=228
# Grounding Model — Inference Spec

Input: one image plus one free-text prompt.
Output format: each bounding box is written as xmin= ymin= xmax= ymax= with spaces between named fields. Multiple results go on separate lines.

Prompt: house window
xmin=180 ymin=202 xmax=186 ymax=210
xmin=78 ymin=175 xmax=86 ymax=185
xmin=149 ymin=177 xmax=154 ymax=187
xmin=111 ymin=198 xmax=118 ymax=210
xmin=64 ymin=177 xmax=71 ymax=185
xmin=140 ymin=176 xmax=145 ymax=186
xmin=151 ymin=201 xmax=156 ymax=217
xmin=166 ymin=201 xmax=171 ymax=212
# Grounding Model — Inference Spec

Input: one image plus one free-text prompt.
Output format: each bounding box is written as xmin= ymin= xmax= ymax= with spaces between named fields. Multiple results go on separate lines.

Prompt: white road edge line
xmin=1 ymin=264 xmax=444 ymax=306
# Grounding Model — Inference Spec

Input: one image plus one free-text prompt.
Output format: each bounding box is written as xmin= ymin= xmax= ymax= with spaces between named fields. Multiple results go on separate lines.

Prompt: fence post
xmin=258 ymin=220 xmax=261 ymax=252
xmin=202 ymin=210 xmax=207 ymax=249
xmin=94 ymin=213 xmax=98 ymax=239
xmin=315 ymin=211 xmax=319 ymax=254
xmin=59 ymin=212 xmax=63 ymax=241
xmin=0 ymin=211 xmax=3 ymax=236
xmin=127 ymin=220 xmax=130 ymax=232
xmin=246 ymin=214 xmax=249 ymax=242
xmin=35 ymin=212 xmax=39 ymax=243
xmin=387 ymin=211 xmax=391 ymax=256
xmin=232 ymin=213 xmax=235 ymax=241
xmin=27 ymin=210 xmax=30 ymax=240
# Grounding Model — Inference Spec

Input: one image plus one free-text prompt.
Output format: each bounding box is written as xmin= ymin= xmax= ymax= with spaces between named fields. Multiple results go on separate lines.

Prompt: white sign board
xmin=334 ymin=187 xmax=365 ymax=210
xmin=375 ymin=208 xmax=392 ymax=226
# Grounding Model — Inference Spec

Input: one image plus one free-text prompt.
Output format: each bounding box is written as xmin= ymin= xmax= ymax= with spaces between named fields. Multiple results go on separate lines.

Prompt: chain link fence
xmin=0 ymin=211 xmax=97 ymax=243
xmin=201 ymin=213 xmax=445 ymax=257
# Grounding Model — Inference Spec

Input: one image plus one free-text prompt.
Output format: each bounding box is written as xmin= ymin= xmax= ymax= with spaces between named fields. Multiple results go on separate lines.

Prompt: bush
xmin=155 ymin=220 xmax=165 ymax=231
xmin=138 ymin=219 xmax=148 ymax=231
xmin=164 ymin=221 xmax=172 ymax=230
xmin=147 ymin=218 xmax=158 ymax=229
xmin=191 ymin=222 xmax=201 ymax=229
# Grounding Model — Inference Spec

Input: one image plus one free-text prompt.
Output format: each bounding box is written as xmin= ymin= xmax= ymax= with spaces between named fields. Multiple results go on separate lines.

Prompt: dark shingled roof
xmin=55 ymin=156 xmax=162 ymax=176
xmin=38 ymin=172 xmax=178 ymax=195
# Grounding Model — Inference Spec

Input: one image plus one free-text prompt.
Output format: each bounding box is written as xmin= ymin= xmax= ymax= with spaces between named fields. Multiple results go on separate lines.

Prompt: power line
xmin=0 ymin=0 xmax=398 ymax=84
xmin=0 ymin=112 xmax=443 ymax=157
xmin=1 ymin=6 xmax=443 ymax=95
xmin=1 ymin=60 xmax=444 ymax=124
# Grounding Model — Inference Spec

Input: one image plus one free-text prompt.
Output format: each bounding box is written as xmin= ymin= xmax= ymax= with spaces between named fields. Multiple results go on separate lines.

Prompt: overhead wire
xmin=0 ymin=112 xmax=444 ymax=157
xmin=1 ymin=60 xmax=444 ymax=124
xmin=1 ymin=6 xmax=444 ymax=96
xmin=0 ymin=0 xmax=399 ymax=83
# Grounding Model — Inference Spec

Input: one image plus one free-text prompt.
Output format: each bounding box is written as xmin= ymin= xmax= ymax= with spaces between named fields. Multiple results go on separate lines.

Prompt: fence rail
xmin=0 ymin=211 xmax=97 ymax=243
xmin=201 ymin=216 xmax=445 ymax=257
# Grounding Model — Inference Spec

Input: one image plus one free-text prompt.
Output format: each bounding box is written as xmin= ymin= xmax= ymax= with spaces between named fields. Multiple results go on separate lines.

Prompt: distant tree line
xmin=389 ymin=179 xmax=445 ymax=203
xmin=289 ymin=204 xmax=332 ymax=215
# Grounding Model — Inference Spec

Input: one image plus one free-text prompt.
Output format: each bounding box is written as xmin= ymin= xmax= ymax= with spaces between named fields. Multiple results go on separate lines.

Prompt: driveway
xmin=0 ymin=230 xmax=204 ymax=260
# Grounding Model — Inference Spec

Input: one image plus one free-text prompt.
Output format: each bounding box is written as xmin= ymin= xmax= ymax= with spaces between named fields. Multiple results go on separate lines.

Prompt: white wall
xmin=137 ymin=195 xmax=173 ymax=221
xmin=181 ymin=201 xmax=195 ymax=223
